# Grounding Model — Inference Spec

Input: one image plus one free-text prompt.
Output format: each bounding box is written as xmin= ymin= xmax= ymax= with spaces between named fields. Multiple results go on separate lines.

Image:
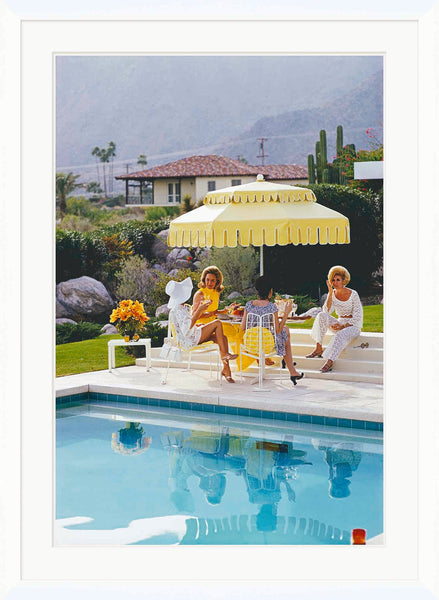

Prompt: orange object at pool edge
xmin=352 ymin=528 xmax=367 ymax=545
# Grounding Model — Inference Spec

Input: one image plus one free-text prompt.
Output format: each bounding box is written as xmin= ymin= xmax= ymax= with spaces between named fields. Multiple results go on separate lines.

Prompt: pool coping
xmin=56 ymin=381 xmax=383 ymax=432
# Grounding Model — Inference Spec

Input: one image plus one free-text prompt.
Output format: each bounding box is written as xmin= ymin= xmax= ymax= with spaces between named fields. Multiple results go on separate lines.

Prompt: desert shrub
xmin=100 ymin=195 xmax=125 ymax=208
xmin=289 ymin=294 xmax=318 ymax=314
xmin=218 ymin=294 xmax=253 ymax=310
xmin=58 ymin=214 xmax=95 ymax=232
xmin=99 ymin=234 xmax=134 ymax=287
xmin=114 ymin=255 xmax=157 ymax=309
xmin=56 ymin=220 xmax=172 ymax=284
xmin=56 ymin=321 xmax=102 ymax=345
xmin=99 ymin=221 xmax=164 ymax=259
xmin=144 ymin=206 xmax=179 ymax=221
xmin=56 ymin=229 xmax=87 ymax=281
xmin=180 ymin=195 xmax=195 ymax=214
xmin=66 ymin=196 xmax=93 ymax=218
xmin=199 ymin=246 xmax=259 ymax=293
xmin=56 ymin=229 xmax=109 ymax=283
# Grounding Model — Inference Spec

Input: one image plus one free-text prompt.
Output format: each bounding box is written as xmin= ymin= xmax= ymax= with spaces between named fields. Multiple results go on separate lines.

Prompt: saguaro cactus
xmin=310 ymin=125 xmax=353 ymax=184
xmin=336 ymin=125 xmax=344 ymax=157
xmin=307 ymin=154 xmax=316 ymax=184
xmin=319 ymin=130 xmax=328 ymax=169
xmin=315 ymin=141 xmax=322 ymax=183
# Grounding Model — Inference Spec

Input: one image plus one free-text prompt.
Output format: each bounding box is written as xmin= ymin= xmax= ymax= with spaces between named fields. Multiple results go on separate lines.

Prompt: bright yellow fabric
xmin=195 ymin=289 xmax=252 ymax=370
xmin=243 ymin=326 xmax=276 ymax=355
xmin=167 ymin=181 xmax=350 ymax=248
xmin=196 ymin=288 xmax=219 ymax=325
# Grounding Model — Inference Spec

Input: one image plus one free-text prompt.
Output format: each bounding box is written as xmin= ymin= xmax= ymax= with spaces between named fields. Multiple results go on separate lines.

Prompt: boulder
xmin=150 ymin=236 xmax=169 ymax=261
xmin=192 ymin=261 xmax=202 ymax=269
xmin=56 ymin=276 xmax=115 ymax=319
xmin=56 ymin=318 xmax=77 ymax=325
xmin=174 ymin=258 xmax=193 ymax=269
xmin=56 ymin=297 xmax=75 ymax=319
xmin=155 ymin=303 xmax=170 ymax=318
xmin=167 ymin=248 xmax=191 ymax=264
xmin=242 ymin=287 xmax=257 ymax=297
xmin=100 ymin=323 xmax=118 ymax=335
xmin=153 ymin=263 xmax=167 ymax=273
xmin=227 ymin=291 xmax=241 ymax=300
xmin=157 ymin=229 xmax=169 ymax=240
xmin=167 ymin=269 xmax=180 ymax=278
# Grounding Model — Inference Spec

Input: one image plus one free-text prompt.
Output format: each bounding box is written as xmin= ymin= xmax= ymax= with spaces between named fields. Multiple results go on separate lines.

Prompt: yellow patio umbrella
xmin=167 ymin=174 xmax=350 ymax=275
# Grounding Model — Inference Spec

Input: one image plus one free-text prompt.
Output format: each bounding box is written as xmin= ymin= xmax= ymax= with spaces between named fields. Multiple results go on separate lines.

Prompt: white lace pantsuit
xmin=310 ymin=289 xmax=363 ymax=362
xmin=311 ymin=313 xmax=360 ymax=361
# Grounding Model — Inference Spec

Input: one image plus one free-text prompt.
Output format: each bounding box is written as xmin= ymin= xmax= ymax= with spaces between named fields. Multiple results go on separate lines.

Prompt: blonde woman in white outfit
xmin=306 ymin=266 xmax=363 ymax=373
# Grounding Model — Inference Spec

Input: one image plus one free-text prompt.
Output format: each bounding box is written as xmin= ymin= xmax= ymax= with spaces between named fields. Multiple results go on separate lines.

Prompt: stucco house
xmin=115 ymin=155 xmax=308 ymax=206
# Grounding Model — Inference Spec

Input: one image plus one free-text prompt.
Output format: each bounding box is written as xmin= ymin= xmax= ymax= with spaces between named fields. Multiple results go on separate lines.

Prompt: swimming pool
xmin=56 ymin=396 xmax=383 ymax=546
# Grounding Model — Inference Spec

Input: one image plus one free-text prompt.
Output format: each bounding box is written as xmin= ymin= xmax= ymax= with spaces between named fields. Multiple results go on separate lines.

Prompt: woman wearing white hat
xmin=166 ymin=277 xmax=238 ymax=383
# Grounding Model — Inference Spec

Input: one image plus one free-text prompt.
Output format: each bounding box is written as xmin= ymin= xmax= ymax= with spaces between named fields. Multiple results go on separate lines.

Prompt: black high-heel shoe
xmin=282 ymin=360 xmax=296 ymax=369
xmin=290 ymin=372 xmax=305 ymax=386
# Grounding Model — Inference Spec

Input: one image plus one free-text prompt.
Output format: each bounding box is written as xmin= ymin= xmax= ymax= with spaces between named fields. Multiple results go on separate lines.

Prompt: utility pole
xmin=125 ymin=164 xmax=131 ymax=174
xmin=257 ymin=138 xmax=268 ymax=167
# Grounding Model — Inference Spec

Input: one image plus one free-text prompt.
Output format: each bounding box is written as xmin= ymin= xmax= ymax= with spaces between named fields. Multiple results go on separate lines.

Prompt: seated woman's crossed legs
xmin=197 ymin=319 xmax=238 ymax=382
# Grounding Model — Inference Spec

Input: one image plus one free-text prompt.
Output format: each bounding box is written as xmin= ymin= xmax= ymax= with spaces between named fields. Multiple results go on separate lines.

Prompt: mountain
xmin=56 ymin=55 xmax=382 ymax=171
xmin=215 ymin=71 xmax=383 ymax=165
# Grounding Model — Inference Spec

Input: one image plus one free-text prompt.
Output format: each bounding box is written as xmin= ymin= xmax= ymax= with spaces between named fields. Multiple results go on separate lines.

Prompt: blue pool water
xmin=56 ymin=400 xmax=383 ymax=545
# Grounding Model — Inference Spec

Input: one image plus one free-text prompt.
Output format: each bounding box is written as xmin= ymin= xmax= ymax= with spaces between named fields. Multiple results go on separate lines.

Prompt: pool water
xmin=56 ymin=401 xmax=383 ymax=545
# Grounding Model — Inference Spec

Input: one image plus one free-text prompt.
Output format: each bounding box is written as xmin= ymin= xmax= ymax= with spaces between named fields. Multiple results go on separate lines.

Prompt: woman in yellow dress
xmin=192 ymin=266 xmax=244 ymax=382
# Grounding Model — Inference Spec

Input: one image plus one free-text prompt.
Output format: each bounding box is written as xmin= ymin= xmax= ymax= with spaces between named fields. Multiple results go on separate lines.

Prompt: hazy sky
xmin=56 ymin=55 xmax=382 ymax=170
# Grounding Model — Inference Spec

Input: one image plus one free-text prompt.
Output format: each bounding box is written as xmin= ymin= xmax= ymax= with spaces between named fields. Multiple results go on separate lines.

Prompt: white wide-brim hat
xmin=166 ymin=277 xmax=193 ymax=309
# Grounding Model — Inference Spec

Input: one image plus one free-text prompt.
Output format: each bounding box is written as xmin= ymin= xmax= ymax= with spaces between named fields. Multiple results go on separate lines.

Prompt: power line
xmin=257 ymin=137 xmax=268 ymax=167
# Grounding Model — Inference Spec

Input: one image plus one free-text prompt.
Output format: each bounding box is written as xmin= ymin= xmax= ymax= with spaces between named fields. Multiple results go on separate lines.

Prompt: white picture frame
xmin=1 ymin=2 xmax=438 ymax=598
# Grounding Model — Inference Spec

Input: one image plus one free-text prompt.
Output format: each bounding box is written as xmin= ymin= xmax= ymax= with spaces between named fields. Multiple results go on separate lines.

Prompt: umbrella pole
xmin=260 ymin=245 xmax=264 ymax=276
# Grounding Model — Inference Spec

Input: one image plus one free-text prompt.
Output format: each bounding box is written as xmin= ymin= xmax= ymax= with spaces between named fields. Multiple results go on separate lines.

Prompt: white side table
xmin=108 ymin=338 xmax=151 ymax=373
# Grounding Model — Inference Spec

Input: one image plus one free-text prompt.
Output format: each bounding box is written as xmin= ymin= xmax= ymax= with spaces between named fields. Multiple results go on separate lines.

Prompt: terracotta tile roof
xmin=262 ymin=164 xmax=308 ymax=180
xmin=116 ymin=155 xmax=260 ymax=179
xmin=116 ymin=155 xmax=308 ymax=181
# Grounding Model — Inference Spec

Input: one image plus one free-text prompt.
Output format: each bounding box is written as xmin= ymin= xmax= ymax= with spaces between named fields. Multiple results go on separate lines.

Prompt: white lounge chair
xmin=161 ymin=311 xmax=222 ymax=385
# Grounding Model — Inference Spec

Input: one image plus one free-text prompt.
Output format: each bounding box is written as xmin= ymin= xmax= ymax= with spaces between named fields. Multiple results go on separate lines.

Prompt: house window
xmin=168 ymin=182 xmax=181 ymax=203
xmin=231 ymin=179 xmax=241 ymax=186
xmin=207 ymin=181 xmax=216 ymax=192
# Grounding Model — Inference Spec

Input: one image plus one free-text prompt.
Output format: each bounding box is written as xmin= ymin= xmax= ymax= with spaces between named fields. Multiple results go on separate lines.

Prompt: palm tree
xmin=56 ymin=172 xmax=80 ymax=216
xmin=91 ymin=142 xmax=116 ymax=197
xmin=180 ymin=194 xmax=195 ymax=215
xmin=91 ymin=146 xmax=101 ymax=184
xmin=107 ymin=141 xmax=116 ymax=194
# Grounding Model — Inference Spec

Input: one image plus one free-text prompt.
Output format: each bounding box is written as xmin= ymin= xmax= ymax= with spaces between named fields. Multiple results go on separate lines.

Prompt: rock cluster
xmin=56 ymin=276 xmax=115 ymax=320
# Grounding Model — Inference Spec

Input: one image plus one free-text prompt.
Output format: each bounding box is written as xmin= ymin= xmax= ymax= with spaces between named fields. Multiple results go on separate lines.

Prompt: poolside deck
xmin=55 ymin=363 xmax=383 ymax=424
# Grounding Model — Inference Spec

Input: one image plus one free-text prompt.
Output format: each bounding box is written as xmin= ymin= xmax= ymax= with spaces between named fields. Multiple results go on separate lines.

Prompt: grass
xmin=288 ymin=304 xmax=383 ymax=333
xmin=56 ymin=334 xmax=136 ymax=377
xmin=56 ymin=305 xmax=383 ymax=378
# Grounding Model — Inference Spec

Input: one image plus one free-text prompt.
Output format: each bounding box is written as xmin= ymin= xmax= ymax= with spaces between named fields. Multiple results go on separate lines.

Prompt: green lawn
xmin=56 ymin=334 xmax=136 ymax=377
xmin=56 ymin=305 xmax=383 ymax=378
xmin=288 ymin=304 xmax=383 ymax=333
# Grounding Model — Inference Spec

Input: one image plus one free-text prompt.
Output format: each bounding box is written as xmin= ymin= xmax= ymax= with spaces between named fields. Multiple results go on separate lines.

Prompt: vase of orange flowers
xmin=109 ymin=300 xmax=149 ymax=342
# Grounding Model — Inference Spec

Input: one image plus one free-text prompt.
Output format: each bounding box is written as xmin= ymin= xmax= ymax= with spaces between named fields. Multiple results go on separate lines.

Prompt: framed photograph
xmin=2 ymin=4 xmax=438 ymax=598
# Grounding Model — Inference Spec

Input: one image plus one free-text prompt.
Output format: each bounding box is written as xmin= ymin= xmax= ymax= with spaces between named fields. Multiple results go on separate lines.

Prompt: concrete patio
xmin=56 ymin=362 xmax=383 ymax=424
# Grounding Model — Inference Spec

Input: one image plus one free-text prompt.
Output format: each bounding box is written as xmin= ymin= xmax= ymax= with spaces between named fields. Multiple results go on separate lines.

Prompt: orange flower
xmin=110 ymin=299 xmax=149 ymax=326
